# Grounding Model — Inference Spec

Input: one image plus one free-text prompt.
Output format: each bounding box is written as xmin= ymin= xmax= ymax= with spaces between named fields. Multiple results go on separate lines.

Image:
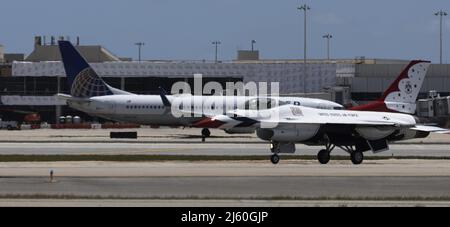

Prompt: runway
xmin=1 ymin=176 xmax=450 ymax=200
xmin=0 ymin=129 xmax=449 ymax=206
xmin=0 ymin=159 xmax=450 ymax=206
xmin=0 ymin=159 xmax=449 ymax=207
xmin=0 ymin=142 xmax=449 ymax=157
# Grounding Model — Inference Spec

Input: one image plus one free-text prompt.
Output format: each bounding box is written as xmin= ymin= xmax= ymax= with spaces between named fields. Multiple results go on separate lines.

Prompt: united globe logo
xmin=71 ymin=67 xmax=113 ymax=98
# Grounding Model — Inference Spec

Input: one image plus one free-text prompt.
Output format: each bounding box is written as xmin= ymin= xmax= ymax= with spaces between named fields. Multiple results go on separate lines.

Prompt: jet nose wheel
xmin=351 ymin=151 xmax=364 ymax=165
xmin=270 ymin=154 xmax=280 ymax=165
xmin=318 ymin=149 xmax=331 ymax=164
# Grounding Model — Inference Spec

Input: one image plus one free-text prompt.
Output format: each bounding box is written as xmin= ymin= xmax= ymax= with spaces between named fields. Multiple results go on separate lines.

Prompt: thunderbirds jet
xmin=185 ymin=101 xmax=450 ymax=165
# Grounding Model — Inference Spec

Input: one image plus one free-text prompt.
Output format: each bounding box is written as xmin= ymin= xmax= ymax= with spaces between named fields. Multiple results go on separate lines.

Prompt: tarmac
xmin=0 ymin=160 xmax=449 ymax=207
xmin=0 ymin=127 xmax=448 ymax=144
xmin=1 ymin=160 xmax=450 ymax=177
xmin=0 ymin=128 xmax=449 ymax=207
xmin=0 ymin=142 xmax=448 ymax=157
xmin=1 ymin=199 xmax=450 ymax=207
xmin=1 ymin=176 xmax=450 ymax=200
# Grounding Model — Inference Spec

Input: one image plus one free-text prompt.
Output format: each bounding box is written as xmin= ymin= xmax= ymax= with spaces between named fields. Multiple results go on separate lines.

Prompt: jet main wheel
xmin=317 ymin=149 xmax=331 ymax=164
xmin=270 ymin=142 xmax=280 ymax=154
xmin=201 ymin=128 xmax=211 ymax=138
xmin=351 ymin=151 xmax=364 ymax=165
xmin=270 ymin=154 xmax=280 ymax=165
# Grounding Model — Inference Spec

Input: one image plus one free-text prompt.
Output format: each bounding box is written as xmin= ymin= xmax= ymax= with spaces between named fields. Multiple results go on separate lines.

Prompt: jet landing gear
xmin=317 ymin=149 xmax=331 ymax=164
xmin=317 ymin=144 xmax=364 ymax=165
xmin=350 ymin=150 xmax=364 ymax=165
xmin=317 ymin=143 xmax=334 ymax=164
xmin=339 ymin=146 xmax=364 ymax=165
xmin=270 ymin=141 xmax=281 ymax=165
xmin=270 ymin=154 xmax=280 ymax=165
xmin=269 ymin=142 xmax=295 ymax=165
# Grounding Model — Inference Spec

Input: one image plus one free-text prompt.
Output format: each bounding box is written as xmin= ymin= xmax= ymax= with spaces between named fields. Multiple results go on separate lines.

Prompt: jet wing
xmin=252 ymin=117 xmax=399 ymax=126
xmin=231 ymin=105 xmax=409 ymax=127
xmin=410 ymin=125 xmax=450 ymax=134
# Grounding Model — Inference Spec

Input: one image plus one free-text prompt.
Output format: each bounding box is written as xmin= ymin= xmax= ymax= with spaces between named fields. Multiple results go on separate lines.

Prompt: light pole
xmin=298 ymin=4 xmax=310 ymax=64
xmin=251 ymin=40 xmax=256 ymax=51
xmin=212 ymin=41 xmax=221 ymax=63
xmin=298 ymin=4 xmax=310 ymax=93
xmin=135 ymin=42 xmax=145 ymax=62
xmin=435 ymin=10 xmax=448 ymax=64
xmin=323 ymin=34 xmax=333 ymax=60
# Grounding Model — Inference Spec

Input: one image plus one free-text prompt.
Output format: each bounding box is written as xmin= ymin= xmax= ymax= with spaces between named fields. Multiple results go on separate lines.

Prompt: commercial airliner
xmin=57 ymin=40 xmax=343 ymax=137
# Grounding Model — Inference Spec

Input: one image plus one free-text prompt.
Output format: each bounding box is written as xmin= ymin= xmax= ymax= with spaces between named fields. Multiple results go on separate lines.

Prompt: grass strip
xmin=1 ymin=194 xmax=450 ymax=202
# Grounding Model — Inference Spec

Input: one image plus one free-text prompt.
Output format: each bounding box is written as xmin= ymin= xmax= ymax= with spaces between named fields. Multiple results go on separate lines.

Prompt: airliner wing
xmin=55 ymin=93 xmax=73 ymax=101
xmin=56 ymin=93 xmax=92 ymax=103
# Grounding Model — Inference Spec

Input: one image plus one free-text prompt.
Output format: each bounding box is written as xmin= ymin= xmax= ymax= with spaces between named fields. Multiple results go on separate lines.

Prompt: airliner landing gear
xmin=201 ymin=128 xmax=211 ymax=142
xmin=201 ymin=128 xmax=211 ymax=137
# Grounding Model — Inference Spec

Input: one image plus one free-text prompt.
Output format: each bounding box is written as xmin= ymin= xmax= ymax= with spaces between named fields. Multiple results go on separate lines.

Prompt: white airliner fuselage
xmin=67 ymin=94 xmax=343 ymax=126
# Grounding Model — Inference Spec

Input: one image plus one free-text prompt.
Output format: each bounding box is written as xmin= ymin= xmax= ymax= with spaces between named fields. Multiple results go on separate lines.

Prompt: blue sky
xmin=0 ymin=0 xmax=449 ymax=63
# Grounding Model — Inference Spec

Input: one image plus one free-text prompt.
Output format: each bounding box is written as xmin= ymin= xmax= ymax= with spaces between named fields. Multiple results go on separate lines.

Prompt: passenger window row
xmin=179 ymin=106 xmax=228 ymax=110
xmin=126 ymin=105 xmax=164 ymax=109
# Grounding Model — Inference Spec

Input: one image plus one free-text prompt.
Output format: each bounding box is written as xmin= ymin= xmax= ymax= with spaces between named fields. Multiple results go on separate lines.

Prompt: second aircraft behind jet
xmin=57 ymin=40 xmax=343 ymax=137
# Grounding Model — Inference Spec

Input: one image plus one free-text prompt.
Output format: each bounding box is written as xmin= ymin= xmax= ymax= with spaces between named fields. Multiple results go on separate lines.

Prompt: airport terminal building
xmin=1 ymin=38 xmax=450 ymax=123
